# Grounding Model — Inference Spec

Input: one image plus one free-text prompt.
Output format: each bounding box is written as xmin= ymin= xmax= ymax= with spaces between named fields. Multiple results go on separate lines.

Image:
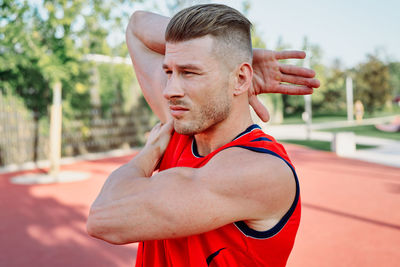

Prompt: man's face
xmin=163 ymin=35 xmax=233 ymax=135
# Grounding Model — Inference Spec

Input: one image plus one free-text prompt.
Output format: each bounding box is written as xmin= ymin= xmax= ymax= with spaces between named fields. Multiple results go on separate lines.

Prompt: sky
xmin=29 ymin=0 xmax=400 ymax=68
xmin=244 ymin=0 xmax=400 ymax=68
xmin=134 ymin=0 xmax=400 ymax=68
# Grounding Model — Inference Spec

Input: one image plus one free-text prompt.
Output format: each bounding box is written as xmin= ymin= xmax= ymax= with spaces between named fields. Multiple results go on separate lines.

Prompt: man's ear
xmin=233 ymin=62 xmax=253 ymax=96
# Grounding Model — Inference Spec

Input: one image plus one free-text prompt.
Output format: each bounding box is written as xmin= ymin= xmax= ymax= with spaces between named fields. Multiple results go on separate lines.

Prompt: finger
xmin=153 ymin=122 xmax=162 ymax=130
xmin=280 ymin=64 xmax=316 ymax=78
xmin=276 ymin=84 xmax=314 ymax=95
xmin=251 ymin=75 xmax=268 ymax=94
xmin=280 ymin=74 xmax=321 ymax=88
xmin=249 ymin=95 xmax=270 ymax=122
xmin=161 ymin=119 xmax=174 ymax=133
xmin=275 ymin=50 xmax=306 ymax=60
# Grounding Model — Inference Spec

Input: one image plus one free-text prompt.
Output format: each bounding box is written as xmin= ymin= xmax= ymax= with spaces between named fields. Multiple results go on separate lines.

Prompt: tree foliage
xmin=97 ymin=63 xmax=138 ymax=115
xmin=311 ymin=60 xmax=347 ymax=114
xmin=0 ymin=0 xmax=140 ymax=118
xmin=1 ymin=0 xmax=398 ymax=124
xmin=282 ymin=37 xmax=325 ymax=116
xmin=388 ymin=62 xmax=400 ymax=98
xmin=354 ymin=55 xmax=391 ymax=114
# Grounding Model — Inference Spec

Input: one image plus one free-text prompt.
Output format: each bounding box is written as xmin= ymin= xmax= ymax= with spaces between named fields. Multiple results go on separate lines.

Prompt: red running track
xmin=0 ymin=145 xmax=399 ymax=267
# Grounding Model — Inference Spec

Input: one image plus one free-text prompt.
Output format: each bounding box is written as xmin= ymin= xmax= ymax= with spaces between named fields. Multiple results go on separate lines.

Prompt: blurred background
xmin=1 ymin=0 xmax=399 ymax=166
xmin=1 ymin=0 xmax=399 ymax=167
xmin=0 ymin=0 xmax=399 ymax=266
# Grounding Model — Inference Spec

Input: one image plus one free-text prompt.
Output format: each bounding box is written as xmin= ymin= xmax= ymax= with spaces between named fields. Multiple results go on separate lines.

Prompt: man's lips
xmin=169 ymin=105 xmax=189 ymax=117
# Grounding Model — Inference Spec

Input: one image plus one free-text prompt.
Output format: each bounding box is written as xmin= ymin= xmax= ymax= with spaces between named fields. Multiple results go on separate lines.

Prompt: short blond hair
xmin=165 ymin=4 xmax=253 ymax=67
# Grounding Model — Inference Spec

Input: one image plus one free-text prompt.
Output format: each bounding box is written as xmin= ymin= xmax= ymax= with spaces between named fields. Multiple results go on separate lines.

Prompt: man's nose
xmin=163 ymin=74 xmax=184 ymax=100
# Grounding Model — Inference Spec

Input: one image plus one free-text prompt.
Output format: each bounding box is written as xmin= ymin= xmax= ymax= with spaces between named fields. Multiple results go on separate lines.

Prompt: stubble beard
xmin=173 ymin=94 xmax=231 ymax=136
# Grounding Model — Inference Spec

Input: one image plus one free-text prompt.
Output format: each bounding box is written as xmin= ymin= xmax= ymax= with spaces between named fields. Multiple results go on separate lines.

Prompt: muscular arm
xmin=126 ymin=11 xmax=170 ymax=123
xmin=87 ymin=149 xmax=295 ymax=245
xmin=87 ymin=123 xmax=296 ymax=245
xmin=126 ymin=11 xmax=320 ymax=123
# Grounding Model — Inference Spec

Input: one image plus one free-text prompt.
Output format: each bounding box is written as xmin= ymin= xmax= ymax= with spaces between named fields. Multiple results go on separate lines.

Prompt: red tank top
xmin=135 ymin=124 xmax=301 ymax=267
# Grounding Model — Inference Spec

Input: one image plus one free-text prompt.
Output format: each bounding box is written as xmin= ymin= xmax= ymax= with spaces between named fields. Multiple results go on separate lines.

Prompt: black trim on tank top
xmin=230 ymin=146 xmax=300 ymax=239
xmin=250 ymin=137 xmax=272 ymax=142
xmin=232 ymin=124 xmax=261 ymax=140
xmin=191 ymin=124 xmax=261 ymax=158
xmin=191 ymin=137 xmax=204 ymax=158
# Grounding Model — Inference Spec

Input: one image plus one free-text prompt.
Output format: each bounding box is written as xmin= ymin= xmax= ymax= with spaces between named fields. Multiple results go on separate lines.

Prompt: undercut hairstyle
xmin=165 ymin=4 xmax=253 ymax=69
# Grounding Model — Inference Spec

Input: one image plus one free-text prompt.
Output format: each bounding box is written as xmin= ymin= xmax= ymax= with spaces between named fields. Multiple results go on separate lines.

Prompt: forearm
xmin=92 ymin=148 xmax=159 ymax=206
xmin=87 ymin=164 xmax=150 ymax=245
xmin=87 ymin=149 xmax=160 ymax=244
xmin=88 ymin=121 xmax=173 ymax=237
xmin=87 ymin=166 xmax=195 ymax=244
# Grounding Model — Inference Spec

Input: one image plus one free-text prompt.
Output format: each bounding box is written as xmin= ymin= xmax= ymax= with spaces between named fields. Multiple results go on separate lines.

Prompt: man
xmin=87 ymin=4 xmax=319 ymax=267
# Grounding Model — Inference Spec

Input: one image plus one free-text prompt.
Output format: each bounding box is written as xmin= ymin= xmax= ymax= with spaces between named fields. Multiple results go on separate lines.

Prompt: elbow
xmin=127 ymin=10 xmax=147 ymax=38
xmin=86 ymin=214 xmax=101 ymax=240
xmin=86 ymin=209 xmax=127 ymax=245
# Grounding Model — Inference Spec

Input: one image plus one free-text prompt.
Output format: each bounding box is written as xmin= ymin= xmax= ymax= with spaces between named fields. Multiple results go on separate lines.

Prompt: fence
xmin=62 ymin=105 xmax=154 ymax=157
xmin=0 ymin=91 xmax=155 ymax=168
xmin=0 ymin=92 xmax=48 ymax=166
xmin=0 ymin=54 xmax=158 ymax=168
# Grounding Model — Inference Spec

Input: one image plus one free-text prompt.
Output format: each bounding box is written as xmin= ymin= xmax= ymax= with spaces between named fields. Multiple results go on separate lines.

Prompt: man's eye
xmin=183 ymin=71 xmax=195 ymax=75
xmin=165 ymin=70 xmax=172 ymax=75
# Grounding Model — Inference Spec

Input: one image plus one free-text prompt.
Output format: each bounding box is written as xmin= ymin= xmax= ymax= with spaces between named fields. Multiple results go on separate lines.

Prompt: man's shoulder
xmin=202 ymin=127 xmax=297 ymax=203
xmin=226 ymin=126 xmax=293 ymax=166
xmin=196 ymin=145 xmax=297 ymax=225
xmin=210 ymin=145 xmax=292 ymax=178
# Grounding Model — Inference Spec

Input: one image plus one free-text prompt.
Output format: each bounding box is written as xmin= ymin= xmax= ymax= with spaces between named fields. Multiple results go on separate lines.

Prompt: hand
xmin=249 ymin=49 xmax=321 ymax=122
xmin=134 ymin=120 xmax=174 ymax=176
xmin=144 ymin=120 xmax=174 ymax=157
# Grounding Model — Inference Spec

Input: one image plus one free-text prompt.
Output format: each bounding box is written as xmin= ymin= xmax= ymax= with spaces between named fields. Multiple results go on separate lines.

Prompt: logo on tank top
xmin=206 ymin=247 xmax=226 ymax=266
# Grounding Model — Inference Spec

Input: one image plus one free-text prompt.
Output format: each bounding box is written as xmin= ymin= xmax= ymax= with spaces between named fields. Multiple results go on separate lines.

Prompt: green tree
xmin=0 ymin=0 xmax=142 ymax=160
xmin=312 ymin=59 xmax=347 ymax=114
xmin=388 ymin=62 xmax=400 ymax=98
xmin=97 ymin=63 xmax=137 ymax=115
xmin=0 ymin=0 xmax=141 ymax=114
xmin=354 ymin=55 xmax=391 ymax=114
xmin=282 ymin=37 xmax=324 ymax=116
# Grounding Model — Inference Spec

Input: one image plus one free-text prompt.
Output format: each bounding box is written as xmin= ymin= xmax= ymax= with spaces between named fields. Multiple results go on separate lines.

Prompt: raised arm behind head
xmin=126 ymin=8 xmax=320 ymax=123
xmin=126 ymin=11 xmax=171 ymax=123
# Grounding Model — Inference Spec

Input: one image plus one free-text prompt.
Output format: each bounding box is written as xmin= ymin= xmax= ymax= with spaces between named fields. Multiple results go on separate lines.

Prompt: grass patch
xmin=321 ymin=125 xmax=400 ymax=141
xmin=281 ymin=109 xmax=400 ymax=125
xmin=363 ymin=108 xmax=400 ymax=118
xmin=282 ymin=113 xmax=347 ymax=124
xmin=282 ymin=139 xmax=377 ymax=152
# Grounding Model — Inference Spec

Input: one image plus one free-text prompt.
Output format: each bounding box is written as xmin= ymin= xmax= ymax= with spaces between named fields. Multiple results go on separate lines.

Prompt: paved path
xmin=264 ymin=123 xmax=400 ymax=168
xmin=1 ymin=145 xmax=399 ymax=267
xmin=284 ymin=145 xmax=400 ymax=267
xmin=0 ymin=155 xmax=139 ymax=267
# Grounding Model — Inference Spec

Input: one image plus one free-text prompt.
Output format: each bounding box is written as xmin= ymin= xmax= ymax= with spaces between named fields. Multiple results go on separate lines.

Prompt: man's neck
xmin=194 ymin=108 xmax=253 ymax=156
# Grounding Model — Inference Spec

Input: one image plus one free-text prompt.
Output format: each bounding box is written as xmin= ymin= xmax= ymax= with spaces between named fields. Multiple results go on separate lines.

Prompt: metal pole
xmin=346 ymin=76 xmax=354 ymax=122
xmin=49 ymin=82 xmax=62 ymax=181
xmin=303 ymin=54 xmax=312 ymax=140
xmin=304 ymin=95 xmax=312 ymax=140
